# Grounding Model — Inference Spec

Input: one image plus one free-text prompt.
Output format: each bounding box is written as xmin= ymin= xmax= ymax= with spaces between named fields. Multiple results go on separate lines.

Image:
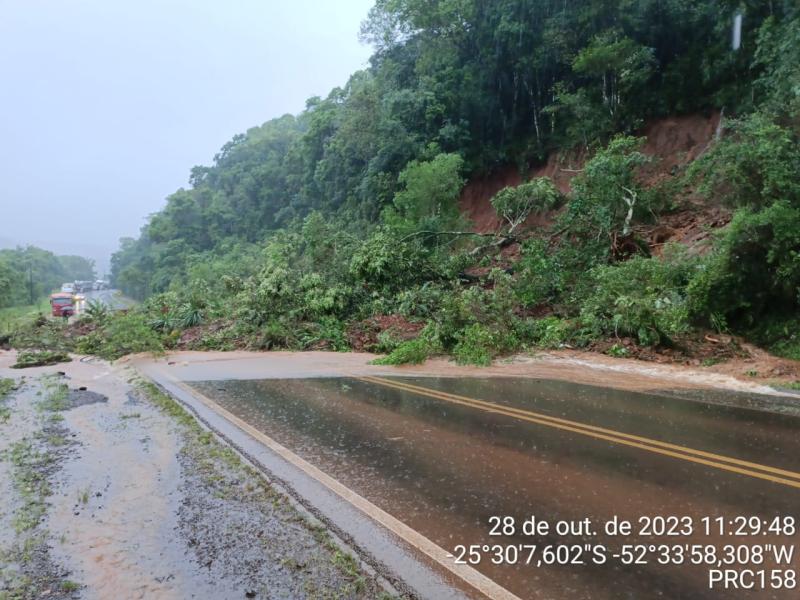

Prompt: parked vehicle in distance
xmin=49 ymin=292 xmax=75 ymax=318
xmin=61 ymin=283 xmax=75 ymax=293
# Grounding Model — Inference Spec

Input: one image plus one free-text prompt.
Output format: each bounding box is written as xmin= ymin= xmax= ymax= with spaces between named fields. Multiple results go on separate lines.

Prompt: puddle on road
xmin=192 ymin=377 xmax=800 ymax=600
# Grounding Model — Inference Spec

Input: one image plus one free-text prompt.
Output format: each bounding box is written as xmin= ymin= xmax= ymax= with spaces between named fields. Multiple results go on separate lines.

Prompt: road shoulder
xmin=0 ymin=351 xmax=397 ymax=599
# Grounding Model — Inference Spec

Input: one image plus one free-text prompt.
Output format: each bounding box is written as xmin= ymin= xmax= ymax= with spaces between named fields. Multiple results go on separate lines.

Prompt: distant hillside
xmin=0 ymin=246 xmax=95 ymax=308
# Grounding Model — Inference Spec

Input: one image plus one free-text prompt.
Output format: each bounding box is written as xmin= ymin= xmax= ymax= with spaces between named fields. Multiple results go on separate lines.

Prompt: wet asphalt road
xmin=189 ymin=376 xmax=800 ymax=600
xmin=74 ymin=288 xmax=132 ymax=313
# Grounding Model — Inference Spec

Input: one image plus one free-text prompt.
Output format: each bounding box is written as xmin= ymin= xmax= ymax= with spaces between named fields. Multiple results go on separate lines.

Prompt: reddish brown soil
xmin=446 ymin=111 xmax=800 ymax=378
xmin=638 ymin=111 xmax=720 ymax=187
xmin=636 ymin=204 xmax=732 ymax=256
xmin=459 ymin=165 xmax=522 ymax=232
xmin=582 ymin=330 xmax=800 ymax=385
xmin=346 ymin=315 xmax=425 ymax=352
xmin=177 ymin=320 xmax=227 ymax=347
xmin=460 ymin=112 xmax=722 ymax=236
xmin=529 ymin=148 xmax=588 ymax=194
xmin=64 ymin=319 xmax=100 ymax=340
xmin=703 ymin=344 xmax=800 ymax=382
xmin=585 ymin=331 xmax=748 ymax=364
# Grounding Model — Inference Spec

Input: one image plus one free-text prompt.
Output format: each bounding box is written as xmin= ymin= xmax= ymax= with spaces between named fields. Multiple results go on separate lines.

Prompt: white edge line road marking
xmin=150 ymin=369 xmax=522 ymax=600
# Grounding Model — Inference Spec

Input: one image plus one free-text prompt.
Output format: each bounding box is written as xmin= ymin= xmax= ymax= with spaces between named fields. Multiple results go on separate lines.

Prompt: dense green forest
xmin=0 ymin=247 xmax=95 ymax=308
xmin=85 ymin=0 xmax=800 ymax=363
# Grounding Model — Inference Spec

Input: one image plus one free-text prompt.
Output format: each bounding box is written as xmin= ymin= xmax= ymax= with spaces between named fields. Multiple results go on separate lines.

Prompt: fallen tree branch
xmin=399 ymin=230 xmax=508 ymax=242
xmin=468 ymin=235 xmax=517 ymax=257
xmin=398 ymin=229 xmax=519 ymax=259
xmin=458 ymin=266 xmax=514 ymax=283
xmin=620 ymin=185 xmax=638 ymax=236
xmin=548 ymin=223 xmax=570 ymax=241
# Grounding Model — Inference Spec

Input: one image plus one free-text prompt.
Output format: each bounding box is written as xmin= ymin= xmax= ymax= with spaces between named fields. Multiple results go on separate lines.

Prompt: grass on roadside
xmin=0 ymin=298 xmax=51 ymax=335
xmin=0 ymin=378 xmax=17 ymax=423
xmin=38 ymin=378 xmax=71 ymax=412
xmin=0 ymin=378 xmax=17 ymax=399
xmin=774 ymin=380 xmax=800 ymax=391
xmin=6 ymin=378 xmax=71 ymax=533
xmin=8 ymin=439 xmax=54 ymax=533
xmin=310 ymin=523 xmax=367 ymax=594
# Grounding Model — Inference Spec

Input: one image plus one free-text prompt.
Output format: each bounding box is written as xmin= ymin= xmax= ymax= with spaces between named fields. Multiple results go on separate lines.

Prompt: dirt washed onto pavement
xmin=0 ymin=350 xmax=395 ymax=599
xmin=128 ymin=348 xmax=798 ymax=398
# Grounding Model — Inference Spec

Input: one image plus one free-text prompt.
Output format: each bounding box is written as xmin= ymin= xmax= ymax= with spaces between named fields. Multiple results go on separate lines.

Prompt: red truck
xmin=49 ymin=292 xmax=75 ymax=318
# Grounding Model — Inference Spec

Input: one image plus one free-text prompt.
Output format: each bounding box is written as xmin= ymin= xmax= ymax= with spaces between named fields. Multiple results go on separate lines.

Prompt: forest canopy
xmin=113 ymin=0 xmax=793 ymax=298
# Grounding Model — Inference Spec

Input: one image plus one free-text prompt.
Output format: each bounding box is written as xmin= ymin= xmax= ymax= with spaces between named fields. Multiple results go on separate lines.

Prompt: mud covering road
xmin=0 ymin=350 xmax=396 ymax=599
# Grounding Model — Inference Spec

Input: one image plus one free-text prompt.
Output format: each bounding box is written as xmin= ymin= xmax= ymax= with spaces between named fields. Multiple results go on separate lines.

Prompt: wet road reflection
xmin=191 ymin=377 xmax=800 ymax=599
xmin=73 ymin=289 xmax=132 ymax=316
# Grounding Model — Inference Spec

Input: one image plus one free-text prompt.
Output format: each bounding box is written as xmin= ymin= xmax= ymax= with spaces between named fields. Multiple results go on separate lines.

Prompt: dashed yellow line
xmin=357 ymin=375 xmax=800 ymax=489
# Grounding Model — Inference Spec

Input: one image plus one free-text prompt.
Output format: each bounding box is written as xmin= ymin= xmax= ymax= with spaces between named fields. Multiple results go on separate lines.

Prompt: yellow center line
xmin=361 ymin=375 xmax=800 ymax=481
xmin=148 ymin=369 xmax=521 ymax=600
xmin=357 ymin=375 xmax=800 ymax=489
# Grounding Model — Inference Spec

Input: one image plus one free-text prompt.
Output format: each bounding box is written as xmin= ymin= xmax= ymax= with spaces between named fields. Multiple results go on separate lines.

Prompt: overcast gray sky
xmin=0 ymin=0 xmax=374 ymax=274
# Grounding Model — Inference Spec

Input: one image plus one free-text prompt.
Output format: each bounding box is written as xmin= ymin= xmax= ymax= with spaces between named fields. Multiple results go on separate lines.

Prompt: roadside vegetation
xmin=0 ymin=378 xmax=15 ymax=399
xmin=0 ymin=378 xmax=16 ymax=423
xmin=9 ymin=2 xmax=800 ymax=369
xmin=0 ymin=247 xmax=95 ymax=314
xmin=0 ymin=298 xmax=51 ymax=336
xmin=11 ymin=350 xmax=71 ymax=369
